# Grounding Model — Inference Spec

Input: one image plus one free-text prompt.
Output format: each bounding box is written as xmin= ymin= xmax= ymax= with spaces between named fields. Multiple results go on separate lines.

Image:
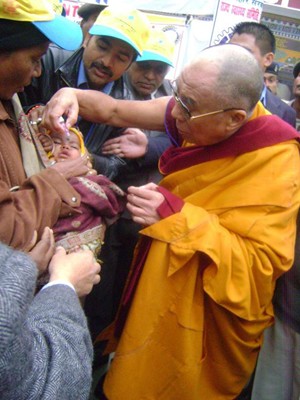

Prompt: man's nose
xmin=101 ymin=53 xmax=114 ymax=69
xmin=144 ymin=69 xmax=156 ymax=80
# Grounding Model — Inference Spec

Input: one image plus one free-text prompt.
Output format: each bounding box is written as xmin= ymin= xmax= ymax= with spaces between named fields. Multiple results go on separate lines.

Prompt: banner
xmin=210 ymin=0 xmax=264 ymax=45
xmin=107 ymin=0 xmax=215 ymax=15
xmin=62 ymin=1 xmax=81 ymax=21
xmin=62 ymin=0 xmax=217 ymax=19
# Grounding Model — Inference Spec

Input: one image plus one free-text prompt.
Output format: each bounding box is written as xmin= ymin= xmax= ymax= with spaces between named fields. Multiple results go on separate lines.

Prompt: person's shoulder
xmin=156 ymin=79 xmax=172 ymax=97
xmin=43 ymin=44 xmax=75 ymax=71
xmin=267 ymin=90 xmax=293 ymax=110
xmin=266 ymin=90 xmax=296 ymax=122
xmin=0 ymin=243 xmax=37 ymax=300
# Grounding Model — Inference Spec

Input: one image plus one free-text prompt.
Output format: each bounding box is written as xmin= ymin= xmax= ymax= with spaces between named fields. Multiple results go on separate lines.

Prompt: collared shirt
xmin=77 ymin=61 xmax=115 ymax=142
xmin=260 ymin=86 xmax=267 ymax=106
xmin=77 ymin=60 xmax=89 ymax=89
xmin=41 ymin=280 xmax=76 ymax=292
xmin=77 ymin=60 xmax=114 ymax=94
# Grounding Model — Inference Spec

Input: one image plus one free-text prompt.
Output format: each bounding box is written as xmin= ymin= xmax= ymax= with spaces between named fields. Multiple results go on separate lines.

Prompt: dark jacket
xmin=116 ymin=73 xmax=172 ymax=191
xmin=265 ymin=89 xmax=296 ymax=128
xmin=19 ymin=44 xmax=74 ymax=108
xmin=20 ymin=46 xmax=169 ymax=180
xmin=273 ymin=212 xmax=300 ymax=334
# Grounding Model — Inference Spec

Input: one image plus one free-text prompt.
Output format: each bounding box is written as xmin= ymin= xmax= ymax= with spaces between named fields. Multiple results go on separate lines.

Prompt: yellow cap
xmin=0 ymin=0 xmax=82 ymax=50
xmin=50 ymin=0 xmax=64 ymax=16
xmin=137 ymin=28 xmax=175 ymax=67
xmin=0 ymin=0 xmax=55 ymax=22
xmin=89 ymin=6 xmax=151 ymax=56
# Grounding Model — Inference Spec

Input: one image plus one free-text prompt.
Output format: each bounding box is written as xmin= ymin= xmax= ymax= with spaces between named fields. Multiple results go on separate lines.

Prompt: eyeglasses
xmin=171 ymin=80 xmax=244 ymax=121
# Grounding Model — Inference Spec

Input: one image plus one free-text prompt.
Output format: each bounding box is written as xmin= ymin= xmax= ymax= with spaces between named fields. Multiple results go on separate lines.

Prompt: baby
xmin=46 ymin=127 xmax=125 ymax=257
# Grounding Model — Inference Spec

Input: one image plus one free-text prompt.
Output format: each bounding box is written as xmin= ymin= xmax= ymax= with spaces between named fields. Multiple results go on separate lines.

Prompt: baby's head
xmin=49 ymin=127 xmax=86 ymax=162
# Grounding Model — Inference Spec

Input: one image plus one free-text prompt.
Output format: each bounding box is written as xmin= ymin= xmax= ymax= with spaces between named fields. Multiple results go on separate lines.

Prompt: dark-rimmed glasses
xmin=170 ymin=80 xmax=244 ymax=121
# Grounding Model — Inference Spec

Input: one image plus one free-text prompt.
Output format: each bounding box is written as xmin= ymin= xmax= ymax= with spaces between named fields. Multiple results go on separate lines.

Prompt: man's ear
xmin=83 ymin=33 xmax=92 ymax=48
xmin=226 ymin=109 xmax=248 ymax=132
xmin=263 ymin=52 xmax=274 ymax=69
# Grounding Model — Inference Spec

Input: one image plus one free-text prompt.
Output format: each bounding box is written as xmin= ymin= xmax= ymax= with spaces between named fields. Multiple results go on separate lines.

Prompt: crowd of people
xmin=0 ymin=0 xmax=299 ymax=399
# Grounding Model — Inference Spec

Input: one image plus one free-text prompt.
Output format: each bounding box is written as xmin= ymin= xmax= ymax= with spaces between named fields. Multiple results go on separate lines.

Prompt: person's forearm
xmin=43 ymin=88 xmax=169 ymax=135
xmin=76 ymin=89 xmax=168 ymax=131
xmin=0 ymin=168 xmax=78 ymax=250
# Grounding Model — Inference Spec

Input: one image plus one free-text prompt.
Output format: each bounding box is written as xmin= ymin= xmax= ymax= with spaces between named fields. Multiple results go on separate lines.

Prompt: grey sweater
xmin=0 ymin=243 xmax=93 ymax=399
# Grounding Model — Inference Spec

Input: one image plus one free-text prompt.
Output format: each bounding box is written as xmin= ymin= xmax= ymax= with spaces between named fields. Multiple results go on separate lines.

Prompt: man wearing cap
xmin=264 ymin=61 xmax=279 ymax=95
xmin=124 ymin=29 xmax=174 ymax=101
xmin=264 ymin=61 xmax=292 ymax=101
xmin=20 ymin=5 xmax=151 ymax=180
xmin=0 ymin=0 xmax=102 ymax=398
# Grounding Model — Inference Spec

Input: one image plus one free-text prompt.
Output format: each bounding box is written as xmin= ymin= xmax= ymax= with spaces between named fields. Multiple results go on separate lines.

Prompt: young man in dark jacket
xmin=230 ymin=21 xmax=296 ymax=128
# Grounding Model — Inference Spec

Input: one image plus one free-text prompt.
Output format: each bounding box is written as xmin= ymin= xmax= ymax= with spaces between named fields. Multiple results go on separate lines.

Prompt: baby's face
xmin=51 ymin=131 xmax=81 ymax=162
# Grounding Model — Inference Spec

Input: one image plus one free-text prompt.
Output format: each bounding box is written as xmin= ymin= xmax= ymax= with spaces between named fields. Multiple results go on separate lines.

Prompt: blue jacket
xmin=265 ymin=89 xmax=296 ymax=128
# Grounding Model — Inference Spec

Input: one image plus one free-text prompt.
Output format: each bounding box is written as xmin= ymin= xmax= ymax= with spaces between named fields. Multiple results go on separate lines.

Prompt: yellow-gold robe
xmin=104 ymin=112 xmax=300 ymax=399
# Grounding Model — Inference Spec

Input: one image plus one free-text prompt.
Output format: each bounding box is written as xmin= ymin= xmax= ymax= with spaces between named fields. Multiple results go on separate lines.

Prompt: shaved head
xmin=184 ymin=44 xmax=263 ymax=114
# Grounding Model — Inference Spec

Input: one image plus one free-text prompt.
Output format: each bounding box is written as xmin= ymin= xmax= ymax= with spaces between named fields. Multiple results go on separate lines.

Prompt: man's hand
xmin=48 ymin=247 xmax=101 ymax=297
xmin=42 ymin=88 xmax=79 ymax=134
xmin=28 ymin=227 xmax=56 ymax=276
xmin=127 ymin=183 xmax=164 ymax=226
xmin=102 ymin=128 xmax=148 ymax=159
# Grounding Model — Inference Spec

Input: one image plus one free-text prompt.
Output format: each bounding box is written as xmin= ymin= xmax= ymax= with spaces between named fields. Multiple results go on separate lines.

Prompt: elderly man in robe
xmin=42 ymin=43 xmax=300 ymax=400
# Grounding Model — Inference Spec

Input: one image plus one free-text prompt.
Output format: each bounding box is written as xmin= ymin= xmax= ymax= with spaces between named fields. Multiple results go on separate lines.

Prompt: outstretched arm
xmin=42 ymin=87 xmax=170 ymax=134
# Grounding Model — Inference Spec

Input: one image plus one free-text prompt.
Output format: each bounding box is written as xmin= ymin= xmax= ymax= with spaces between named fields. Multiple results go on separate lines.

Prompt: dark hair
xmin=231 ymin=22 xmax=276 ymax=55
xmin=0 ymin=20 xmax=48 ymax=51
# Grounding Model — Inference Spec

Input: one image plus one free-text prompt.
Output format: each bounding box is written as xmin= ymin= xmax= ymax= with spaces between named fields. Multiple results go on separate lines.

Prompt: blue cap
xmin=33 ymin=15 xmax=82 ymax=51
xmin=0 ymin=0 xmax=82 ymax=51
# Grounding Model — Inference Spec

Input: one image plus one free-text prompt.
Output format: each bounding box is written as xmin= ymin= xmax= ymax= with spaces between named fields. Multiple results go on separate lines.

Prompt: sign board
xmin=210 ymin=0 xmax=264 ymax=45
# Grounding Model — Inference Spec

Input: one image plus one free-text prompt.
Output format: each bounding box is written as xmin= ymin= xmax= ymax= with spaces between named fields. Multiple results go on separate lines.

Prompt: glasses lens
xmin=171 ymin=81 xmax=191 ymax=118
